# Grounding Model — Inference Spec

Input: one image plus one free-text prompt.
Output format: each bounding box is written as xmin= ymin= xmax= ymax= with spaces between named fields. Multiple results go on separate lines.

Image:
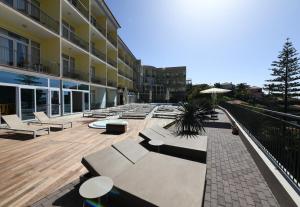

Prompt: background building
xmin=140 ymin=66 xmax=187 ymax=103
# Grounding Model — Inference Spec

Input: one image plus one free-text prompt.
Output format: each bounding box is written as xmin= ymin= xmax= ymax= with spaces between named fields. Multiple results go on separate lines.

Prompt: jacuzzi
xmin=89 ymin=119 xmax=128 ymax=129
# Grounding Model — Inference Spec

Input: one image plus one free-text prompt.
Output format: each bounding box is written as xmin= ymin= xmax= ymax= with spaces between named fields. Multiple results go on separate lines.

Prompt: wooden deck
xmin=0 ymin=115 xmax=173 ymax=207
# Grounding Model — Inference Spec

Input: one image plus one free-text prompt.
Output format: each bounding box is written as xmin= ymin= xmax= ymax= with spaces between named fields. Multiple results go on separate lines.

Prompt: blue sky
xmin=106 ymin=0 xmax=300 ymax=87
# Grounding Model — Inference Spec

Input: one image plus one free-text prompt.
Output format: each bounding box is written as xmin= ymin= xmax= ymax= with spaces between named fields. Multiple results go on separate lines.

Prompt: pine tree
xmin=266 ymin=38 xmax=300 ymax=112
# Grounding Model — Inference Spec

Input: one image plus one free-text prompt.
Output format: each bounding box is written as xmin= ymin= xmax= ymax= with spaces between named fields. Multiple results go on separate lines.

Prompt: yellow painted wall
xmin=41 ymin=38 xmax=60 ymax=74
xmin=40 ymin=0 xmax=60 ymax=20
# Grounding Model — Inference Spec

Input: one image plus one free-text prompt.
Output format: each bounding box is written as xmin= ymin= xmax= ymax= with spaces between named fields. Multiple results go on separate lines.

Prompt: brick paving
xmin=203 ymin=110 xmax=279 ymax=207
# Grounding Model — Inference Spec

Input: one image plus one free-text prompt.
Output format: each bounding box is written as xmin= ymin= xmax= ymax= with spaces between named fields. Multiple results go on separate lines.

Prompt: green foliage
xmin=235 ymin=83 xmax=250 ymax=101
xmin=265 ymin=38 xmax=300 ymax=112
xmin=187 ymin=84 xmax=210 ymax=101
xmin=175 ymin=102 xmax=208 ymax=137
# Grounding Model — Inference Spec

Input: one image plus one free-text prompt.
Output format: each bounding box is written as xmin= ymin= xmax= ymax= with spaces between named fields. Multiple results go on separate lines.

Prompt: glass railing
xmin=107 ymin=57 xmax=117 ymax=68
xmin=0 ymin=46 xmax=60 ymax=76
xmin=107 ymin=80 xmax=117 ymax=87
xmin=90 ymin=18 xmax=106 ymax=36
xmin=91 ymin=76 xmax=106 ymax=85
xmin=107 ymin=33 xmax=117 ymax=48
xmin=0 ymin=0 xmax=59 ymax=34
xmin=91 ymin=47 xmax=106 ymax=62
xmin=67 ymin=0 xmax=88 ymax=19
xmin=62 ymin=25 xmax=89 ymax=51
xmin=63 ymin=69 xmax=88 ymax=82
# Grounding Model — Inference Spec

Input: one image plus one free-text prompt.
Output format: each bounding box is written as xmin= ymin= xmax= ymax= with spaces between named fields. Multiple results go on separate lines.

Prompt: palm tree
xmin=175 ymin=102 xmax=208 ymax=137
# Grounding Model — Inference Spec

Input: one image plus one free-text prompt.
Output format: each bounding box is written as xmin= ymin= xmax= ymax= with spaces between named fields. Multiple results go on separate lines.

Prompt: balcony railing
xmin=67 ymin=0 xmax=88 ymax=19
xmin=107 ymin=57 xmax=117 ymax=68
xmin=0 ymin=0 xmax=59 ymax=34
xmin=107 ymin=33 xmax=117 ymax=48
xmin=221 ymin=102 xmax=300 ymax=192
xmin=90 ymin=18 xmax=106 ymax=36
xmin=0 ymin=46 xmax=60 ymax=76
xmin=62 ymin=25 xmax=89 ymax=51
xmin=107 ymin=80 xmax=117 ymax=87
xmin=63 ymin=69 xmax=88 ymax=82
xmin=91 ymin=76 xmax=106 ymax=85
xmin=91 ymin=47 xmax=106 ymax=62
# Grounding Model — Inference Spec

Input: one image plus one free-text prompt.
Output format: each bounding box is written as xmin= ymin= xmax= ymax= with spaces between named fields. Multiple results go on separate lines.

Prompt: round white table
xmin=79 ymin=176 xmax=113 ymax=206
xmin=148 ymin=140 xmax=164 ymax=152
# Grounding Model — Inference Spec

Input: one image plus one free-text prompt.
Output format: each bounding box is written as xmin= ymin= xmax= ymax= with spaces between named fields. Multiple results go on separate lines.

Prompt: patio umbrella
xmin=123 ymin=87 xmax=128 ymax=104
xmin=200 ymin=88 xmax=231 ymax=110
xmin=165 ymin=88 xmax=170 ymax=103
xmin=149 ymin=90 xmax=152 ymax=103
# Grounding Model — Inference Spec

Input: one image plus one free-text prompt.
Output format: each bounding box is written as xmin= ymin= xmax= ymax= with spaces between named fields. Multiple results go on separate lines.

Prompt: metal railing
xmin=91 ymin=47 xmax=106 ymax=62
xmin=107 ymin=57 xmax=117 ymax=68
xmin=91 ymin=76 xmax=106 ymax=85
xmin=63 ymin=69 xmax=88 ymax=82
xmin=62 ymin=25 xmax=89 ymax=51
xmin=221 ymin=102 xmax=300 ymax=192
xmin=107 ymin=33 xmax=117 ymax=48
xmin=107 ymin=80 xmax=117 ymax=87
xmin=90 ymin=18 xmax=106 ymax=36
xmin=67 ymin=0 xmax=88 ymax=19
xmin=0 ymin=0 xmax=59 ymax=34
xmin=0 ymin=46 xmax=60 ymax=76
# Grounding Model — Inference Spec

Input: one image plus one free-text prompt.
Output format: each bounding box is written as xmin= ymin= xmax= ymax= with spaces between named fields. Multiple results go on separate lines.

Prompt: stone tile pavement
xmin=203 ymin=110 xmax=279 ymax=207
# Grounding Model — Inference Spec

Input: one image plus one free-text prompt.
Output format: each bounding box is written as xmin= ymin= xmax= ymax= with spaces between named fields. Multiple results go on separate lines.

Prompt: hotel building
xmin=140 ymin=65 xmax=187 ymax=103
xmin=0 ymin=0 xmax=141 ymax=120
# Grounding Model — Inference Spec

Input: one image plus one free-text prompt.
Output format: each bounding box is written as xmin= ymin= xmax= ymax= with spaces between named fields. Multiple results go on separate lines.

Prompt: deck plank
xmin=0 ymin=116 xmax=173 ymax=206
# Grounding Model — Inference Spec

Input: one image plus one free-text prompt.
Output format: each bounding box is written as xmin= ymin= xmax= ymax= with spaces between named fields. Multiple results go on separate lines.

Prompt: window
xmin=62 ymin=54 xmax=75 ymax=73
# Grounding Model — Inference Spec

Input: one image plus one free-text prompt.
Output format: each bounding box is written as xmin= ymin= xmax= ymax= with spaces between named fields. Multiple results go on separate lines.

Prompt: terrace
xmin=0 ymin=106 xmax=298 ymax=206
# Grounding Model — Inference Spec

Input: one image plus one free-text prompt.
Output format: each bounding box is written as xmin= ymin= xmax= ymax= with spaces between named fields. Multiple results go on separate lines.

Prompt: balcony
xmin=63 ymin=69 xmax=88 ymax=82
xmin=67 ymin=0 xmax=88 ymax=20
xmin=91 ymin=47 xmax=106 ymax=62
xmin=90 ymin=19 xmax=106 ymax=37
xmin=0 ymin=0 xmax=59 ymax=34
xmin=107 ymin=80 xmax=117 ymax=87
xmin=62 ymin=25 xmax=89 ymax=51
xmin=0 ymin=46 xmax=60 ymax=76
xmin=107 ymin=57 xmax=117 ymax=68
xmin=107 ymin=33 xmax=117 ymax=48
xmin=91 ymin=76 xmax=106 ymax=85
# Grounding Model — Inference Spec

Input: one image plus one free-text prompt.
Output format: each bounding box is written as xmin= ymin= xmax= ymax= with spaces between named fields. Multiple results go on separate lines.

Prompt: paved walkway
xmin=203 ymin=110 xmax=279 ymax=207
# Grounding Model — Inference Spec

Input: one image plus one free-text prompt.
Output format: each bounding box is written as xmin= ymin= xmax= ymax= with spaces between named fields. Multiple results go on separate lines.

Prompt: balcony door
xmin=0 ymin=36 xmax=13 ymax=66
xmin=51 ymin=90 xmax=60 ymax=116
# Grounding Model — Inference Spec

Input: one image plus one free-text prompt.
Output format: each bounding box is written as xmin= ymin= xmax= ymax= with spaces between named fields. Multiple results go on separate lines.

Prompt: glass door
xmin=84 ymin=92 xmax=89 ymax=111
xmin=21 ymin=88 xmax=35 ymax=120
xmin=51 ymin=90 xmax=60 ymax=116
xmin=72 ymin=91 xmax=82 ymax=113
xmin=63 ymin=91 xmax=71 ymax=114
xmin=36 ymin=89 xmax=48 ymax=114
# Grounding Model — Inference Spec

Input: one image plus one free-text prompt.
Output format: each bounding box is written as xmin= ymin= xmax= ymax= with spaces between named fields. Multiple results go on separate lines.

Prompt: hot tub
xmin=89 ymin=119 xmax=128 ymax=129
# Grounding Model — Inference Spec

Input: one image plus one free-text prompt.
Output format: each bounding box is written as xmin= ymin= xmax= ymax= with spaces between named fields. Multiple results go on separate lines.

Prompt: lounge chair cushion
xmin=82 ymin=147 xmax=133 ymax=179
xmin=114 ymin=152 xmax=206 ymax=207
xmin=113 ymin=139 xmax=149 ymax=163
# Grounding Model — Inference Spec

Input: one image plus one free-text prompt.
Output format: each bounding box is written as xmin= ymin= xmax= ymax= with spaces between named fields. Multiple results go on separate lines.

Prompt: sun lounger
xmin=34 ymin=112 xmax=72 ymax=129
xmin=112 ymin=139 xmax=149 ymax=163
xmin=120 ymin=112 xmax=147 ymax=119
xmin=139 ymin=127 xmax=207 ymax=163
xmin=82 ymin=147 xmax=133 ymax=179
xmin=82 ymin=141 xmax=206 ymax=207
xmin=1 ymin=114 xmax=50 ymax=138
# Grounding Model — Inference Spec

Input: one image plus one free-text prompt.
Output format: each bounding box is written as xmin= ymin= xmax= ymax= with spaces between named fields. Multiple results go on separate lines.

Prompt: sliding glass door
xmin=21 ymin=88 xmax=35 ymax=120
xmin=51 ymin=90 xmax=60 ymax=116
xmin=36 ymin=89 xmax=47 ymax=114
xmin=64 ymin=91 xmax=71 ymax=114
